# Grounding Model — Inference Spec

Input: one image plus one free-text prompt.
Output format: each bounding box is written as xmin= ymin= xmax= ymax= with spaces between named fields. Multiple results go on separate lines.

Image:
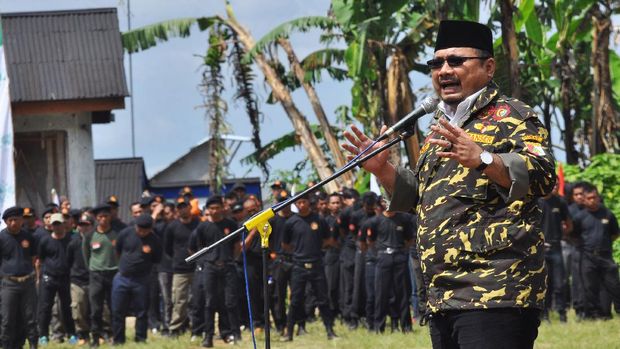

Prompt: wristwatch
xmin=476 ymin=150 xmax=493 ymax=171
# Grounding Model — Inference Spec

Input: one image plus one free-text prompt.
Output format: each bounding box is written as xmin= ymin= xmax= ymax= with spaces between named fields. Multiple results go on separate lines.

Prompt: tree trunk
xmin=387 ymin=52 xmax=421 ymax=168
xmin=225 ymin=17 xmax=340 ymax=193
xmin=499 ymin=0 xmax=521 ymax=99
xmin=591 ymin=2 xmax=619 ymax=155
xmin=277 ymin=38 xmax=354 ymax=186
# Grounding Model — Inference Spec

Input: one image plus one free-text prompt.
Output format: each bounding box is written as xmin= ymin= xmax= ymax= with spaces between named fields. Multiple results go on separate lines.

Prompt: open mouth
xmin=439 ymin=81 xmax=460 ymax=89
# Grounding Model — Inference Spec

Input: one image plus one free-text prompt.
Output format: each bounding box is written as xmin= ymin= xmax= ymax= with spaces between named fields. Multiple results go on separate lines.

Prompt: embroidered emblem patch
xmin=525 ymin=142 xmax=545 ymax=156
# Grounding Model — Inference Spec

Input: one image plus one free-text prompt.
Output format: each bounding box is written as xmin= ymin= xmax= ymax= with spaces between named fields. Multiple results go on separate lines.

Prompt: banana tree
xmin=122 ymin=2 xmax=342 ymax=192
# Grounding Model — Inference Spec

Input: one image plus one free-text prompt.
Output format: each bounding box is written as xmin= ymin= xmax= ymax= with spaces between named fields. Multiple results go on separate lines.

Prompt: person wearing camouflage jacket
xmin=343 ymin=20 xmax=555 ymax=349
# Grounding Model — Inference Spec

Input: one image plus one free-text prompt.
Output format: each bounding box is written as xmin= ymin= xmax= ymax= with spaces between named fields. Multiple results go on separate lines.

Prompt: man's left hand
xmin=428 ymin=118 xmax=483 ymax=169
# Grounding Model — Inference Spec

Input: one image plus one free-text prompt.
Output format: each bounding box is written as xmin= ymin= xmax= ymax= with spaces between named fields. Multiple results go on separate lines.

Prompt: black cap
xmin=275 ymin=190 xmax=289 ymax=203
xmin=2 ymin=206 xmax=24 ymax=220
xmin=106 ymin=195 xmax=120 ymax=207
xmin=434 ymin=20 xmax=494 ymax=56
xmin=231 ymin=202 xmax=244 ymax=213
xmin=69 ymin=209 xmax=82 ymax=219
xmin=42 ymin=206 xmax=58 ymax=217
xmin=78 ymin=213 xmax=95 ymax=226
xmin=270 ymin=180 xmax=285 ymax=189
xmin=140 ymin=196 xmax=154 ymax=207
xmin=175 ymin=197 xmax=189 ymax=208
xmin=341 ymin=187 xmax=360 ymax=200
xmin=206 ymin=195 xmax=223 ymax=207
xmin=92 ymin=204 xmax=112 ymax=216
xmin=135 ymin=214 xmax=153 ymax=228
xmin=361 ymin=191 xmax=378 ymax=205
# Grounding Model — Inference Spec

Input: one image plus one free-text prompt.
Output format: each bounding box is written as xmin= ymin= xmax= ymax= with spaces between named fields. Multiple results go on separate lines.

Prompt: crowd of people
xmin=0 ymin=181 xmax=422 ymax=348
xmin=1 ymin=177 xmax=618 ymax=349
xmin=539 ymin=181 xmax=620 ymax=322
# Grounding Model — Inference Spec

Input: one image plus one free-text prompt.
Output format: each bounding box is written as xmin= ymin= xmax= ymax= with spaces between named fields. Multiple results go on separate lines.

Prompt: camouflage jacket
xmin=389 ymin=82 xmax=556 ymax=313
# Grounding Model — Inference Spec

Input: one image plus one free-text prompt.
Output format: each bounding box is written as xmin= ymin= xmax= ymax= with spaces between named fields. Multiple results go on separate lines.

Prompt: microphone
xmin=378 ymin=96 xmax=439 ymax=141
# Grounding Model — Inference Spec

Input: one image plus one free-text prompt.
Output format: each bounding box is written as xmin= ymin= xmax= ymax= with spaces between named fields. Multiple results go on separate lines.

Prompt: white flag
xmin=0 ymin=24 xmax=16 ymax=227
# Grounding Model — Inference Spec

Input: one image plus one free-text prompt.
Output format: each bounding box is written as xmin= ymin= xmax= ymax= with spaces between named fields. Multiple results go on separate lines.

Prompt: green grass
xmin=44 ymin=311 xmax=620 ymax=349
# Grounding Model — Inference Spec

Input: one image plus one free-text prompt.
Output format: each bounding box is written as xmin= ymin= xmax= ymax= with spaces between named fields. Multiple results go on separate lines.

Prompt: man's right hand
xmin=342 ymin=125 xmax=397 ymax=194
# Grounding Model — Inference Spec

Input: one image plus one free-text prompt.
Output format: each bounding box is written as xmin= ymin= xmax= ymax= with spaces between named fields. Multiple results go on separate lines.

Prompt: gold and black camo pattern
xmin=413 ymin=83 xmax=556 ymax=312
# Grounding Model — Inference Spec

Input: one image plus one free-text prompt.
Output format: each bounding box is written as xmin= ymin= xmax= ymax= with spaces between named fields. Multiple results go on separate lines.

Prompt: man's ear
xmin=485 ymin=57 xmax=496 ymax=79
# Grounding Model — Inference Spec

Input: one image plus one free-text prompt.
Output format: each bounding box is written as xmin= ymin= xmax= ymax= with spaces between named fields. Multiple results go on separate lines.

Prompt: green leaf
xmin=244 ymin=16 xmax=337 ymax=64
xmin=610 ymin=50 xmax=620 ymax=107
xmin=523 ymin=3 xmax=543 ymax=47
xmin=240 ymin=124 xmax=341 ymax=166
xmin=122 ymin=17 xmax=219 ymax=53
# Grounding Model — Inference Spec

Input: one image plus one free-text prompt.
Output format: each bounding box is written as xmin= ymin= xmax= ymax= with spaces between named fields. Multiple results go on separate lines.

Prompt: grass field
xmin=42 ymin=311 xmax=620 ymax=349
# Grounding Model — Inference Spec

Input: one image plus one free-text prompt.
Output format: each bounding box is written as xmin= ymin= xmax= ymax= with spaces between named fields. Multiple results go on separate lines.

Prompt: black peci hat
xmin=2 ymin=206 xmax=24 ymax=220
xmin=92 ymin=204 xmax=112 ymax=216
xmin=434 ymin=20 xmax=494 ymax=56
xmin=135 ymin=214 xmax=153 ymax=228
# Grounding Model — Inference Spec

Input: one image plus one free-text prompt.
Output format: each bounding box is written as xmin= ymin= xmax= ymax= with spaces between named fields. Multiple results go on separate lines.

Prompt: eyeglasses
xmin=426 ymin=56 xmax=490 ymax=70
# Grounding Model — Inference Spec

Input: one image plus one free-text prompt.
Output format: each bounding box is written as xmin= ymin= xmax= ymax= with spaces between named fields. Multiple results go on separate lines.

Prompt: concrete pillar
xmin=13 ymin=112 xmax=96 ymax=208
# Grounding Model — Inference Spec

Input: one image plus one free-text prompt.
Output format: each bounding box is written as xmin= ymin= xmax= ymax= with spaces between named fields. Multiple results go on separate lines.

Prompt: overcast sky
xmin=1 ymin=1 xmax=618 ymax=184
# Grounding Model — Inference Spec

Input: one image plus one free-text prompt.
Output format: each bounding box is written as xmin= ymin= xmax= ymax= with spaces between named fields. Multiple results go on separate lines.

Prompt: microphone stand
xmin=185 ymin=127 xmax=416 ymax=349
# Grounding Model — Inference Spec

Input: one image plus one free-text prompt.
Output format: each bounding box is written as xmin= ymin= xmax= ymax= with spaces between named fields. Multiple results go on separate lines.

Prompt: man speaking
xmin=344 ymin=20 xmax=556 ymax=349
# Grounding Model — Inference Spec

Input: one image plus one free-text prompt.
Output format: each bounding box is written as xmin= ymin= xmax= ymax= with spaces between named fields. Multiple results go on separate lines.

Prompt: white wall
xmin=13 ymin=112 xmax=96 ymax=208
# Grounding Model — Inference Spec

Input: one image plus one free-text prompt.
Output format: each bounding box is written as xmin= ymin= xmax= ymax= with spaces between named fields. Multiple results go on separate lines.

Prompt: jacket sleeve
xmin=494 ymin=101 xmax=556 ymax=202
xmin=387 ymin=166 xmax=420 ymax=212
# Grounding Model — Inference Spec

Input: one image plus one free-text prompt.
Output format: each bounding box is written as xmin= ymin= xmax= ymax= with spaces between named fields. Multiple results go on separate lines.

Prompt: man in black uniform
xmin=37 ymin=213 xmax=78 ymax=344
xmin=538 ymin=183 xmax=572 ymax=322
xmin=573 ymin=184 xmax=620 ymax=319
xmin=565 ymin=181 xmax=586 ymax=316
xmin=240 ymin=197 xmax=265 ymax=331
xmin=324 ymin=193 xmax=342 ymax=319
xmin=282 ymin=195 xmax=337 ymax=341
xmin=112 ymin=215 xmax=162 ymax=344
xmin=33 ymin=206 xmax=58 ymax=249
xmin=156 ymin=202 xmax=175 ymax=336
xmin=0 ymin=207 xmax=38 ymax=349
xmin=268 ymin=191 xmax=294 ymax=336
xmin=364 ymin=209 xmax=414 ymax=332
xmin=343 ymin=192 xmax=377 ymax=329
xmin=356 ymin=192 xmax=380 ymax=331
xmin=22 ymin=208 xmax=38 ymax=235
xmin=338 ymin=188 xmax=360 ymax=328
xmin=164 ymin=198 xmax=199 ymax=336
xmin=106 ymin=196 xmax=127 ymax=233
xmin=67 ymin=214 xmax=94 ymax=345
xmin=192 ymin=196 xmax=241 ymax=347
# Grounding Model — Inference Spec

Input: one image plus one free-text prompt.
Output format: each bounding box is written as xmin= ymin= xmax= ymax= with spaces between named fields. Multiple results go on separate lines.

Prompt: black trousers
xmin=429 ymin=308 xmax=541 ymax=349
xmin=89 ymin=270 xmax=116 ymax=339
xmin=1 ymin=278 xmax=38 ymax=348
xmin=364 ymin=259 xmax=376 ymax=329
xmin=204 ymin=263 xmax=240 ymax=339
xmin=111 ymin=273 xmax=150 ymax=343
xmin=340 ymin=247 xmax=356 ymax=322
xmin=580 ymin=251 xmax=620 ymax=318
xmin=147 ymin=269 xmax=161 ymax=330
xmin=544 ymin=248 xmax=566 ymax=314
xmin=375 ymin=253 xmax=409 ymax=331
xmin=245 ymin=256 xmax=265 ymax=327
xmin=190 ymin=266 xmax=206 ymax=336
xmin=352 ymin=250 xmax=366 ymax=320
xmin=272 ymin=256 xmax=292 ymax=331
xmin=324 ymin=256 xmax=340 ymax=317
xmin=286 ymin=262 xmax=333 ymax=337
xmin=38 ymin=274 xmax=76 ymax=338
